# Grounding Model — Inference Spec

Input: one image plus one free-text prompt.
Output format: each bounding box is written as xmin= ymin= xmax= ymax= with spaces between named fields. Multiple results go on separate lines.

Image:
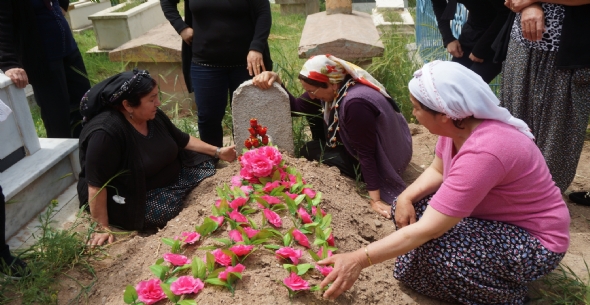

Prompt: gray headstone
xmin=232 ymin=81 xmax=294 ymax=155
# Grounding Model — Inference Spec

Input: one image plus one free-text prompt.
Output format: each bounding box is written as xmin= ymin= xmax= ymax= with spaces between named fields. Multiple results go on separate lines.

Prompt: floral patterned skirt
xmin=391 ymin=195 xmax=564 ymax=305
xmin=144 ymin=161 xmax=215 ymax=229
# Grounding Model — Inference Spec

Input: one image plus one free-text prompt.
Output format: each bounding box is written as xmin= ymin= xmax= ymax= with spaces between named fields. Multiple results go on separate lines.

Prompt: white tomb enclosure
xmin=0 ymin=73 xmax=79 ymax=240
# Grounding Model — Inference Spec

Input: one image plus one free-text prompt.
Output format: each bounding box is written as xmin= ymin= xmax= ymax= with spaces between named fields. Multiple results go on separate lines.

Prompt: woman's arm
xmin=160 ymin=0 xmax=192 ymax=45
xmin=508 ymin=0 xmax=590 ymax=12
xmin=252 ymin=71 xmax=322 ymax=116
xmin=87 ymin=185 xmax=114 ymax=246
xmin=247 ymin=0 xmax=272 ymax=76
xmin=184 ymin=136 xmax=237 ymax=162
xmin=394 ymin=156 xmax=444 ymax=228
xmin=318 ymin=205 xmax=461 ymax=299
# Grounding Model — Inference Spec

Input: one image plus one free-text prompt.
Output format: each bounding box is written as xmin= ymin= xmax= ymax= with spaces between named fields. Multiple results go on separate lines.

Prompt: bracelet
xmin=214 ymin=147 xmax=221 ymax=158
xmin=364 ymin=246 xmax=373 ymax=266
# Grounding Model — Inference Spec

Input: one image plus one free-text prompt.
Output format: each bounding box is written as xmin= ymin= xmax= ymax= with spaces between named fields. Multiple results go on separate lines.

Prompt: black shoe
xmin=568 ymin=191 xmax=590 ymax=206
xmin=0 ymin=255 xmax=30 ymax=280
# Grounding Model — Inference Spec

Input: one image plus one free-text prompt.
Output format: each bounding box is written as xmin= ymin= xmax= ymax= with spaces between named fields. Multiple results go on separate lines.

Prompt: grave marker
xmin=232 ymin=81 xmax=294 ymax=155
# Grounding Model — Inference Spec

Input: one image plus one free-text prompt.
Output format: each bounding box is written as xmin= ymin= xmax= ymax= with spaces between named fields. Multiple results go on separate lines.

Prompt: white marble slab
xmin=0 ymin=138 xmax=78 ymax=201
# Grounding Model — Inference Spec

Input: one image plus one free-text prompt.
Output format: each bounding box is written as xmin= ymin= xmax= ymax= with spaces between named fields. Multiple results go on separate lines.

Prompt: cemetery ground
xmin=3 ymin=3 xmax=589 ymax=304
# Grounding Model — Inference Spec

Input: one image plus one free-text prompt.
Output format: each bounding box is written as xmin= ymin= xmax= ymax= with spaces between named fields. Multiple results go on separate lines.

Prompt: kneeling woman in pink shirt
xmin=317 ymin=61 xmax=570 ymax=304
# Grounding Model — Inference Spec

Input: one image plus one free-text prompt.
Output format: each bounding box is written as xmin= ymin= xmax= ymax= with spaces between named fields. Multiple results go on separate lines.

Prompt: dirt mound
xmin=57 ymin=124 xmax=590 ymax=305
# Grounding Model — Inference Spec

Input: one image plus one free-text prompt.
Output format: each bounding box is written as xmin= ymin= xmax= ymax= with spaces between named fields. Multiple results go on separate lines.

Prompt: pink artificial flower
xmin=292 ymin=229 xmax=310 ymax=248
xmin=178 ymin=231 xmax=201 ymax=244
xmin=275 ymin=247 xmax=304 ymax=265
xmin=211 ymin=249 xmax=232 ymax=266
xmin=215 ymin=199 xmax=222 ymax=208
xmin=315 ymin=265 xmax=333 ymax=277
xmin=317 ymin=247 xmax=333 ymax=258
xmin=163 ymin=253 xmax=191 ymax=266
xmin=284 ymin=191 xmax=298 ymax=200
xmin=247 ymin=153 xmax=274 ymax=177
xmin=258 ymin=146 xmax=282 ymax=166
xmin=302 ymin=188 xmax=316 ymax=199
xmin=135 ymin=279 xmax=167 ymax=305
xmin=228 ymin=209 xmax=248 ymax=223
xmin=228 ymin=229 xmax=243 ymax=242
xmin=261 ymin=195 xmax=281 ymax=204
xmin=297 ymin=207 xmax=313 ymax=224
xmin=283 ymin=272 xmax=310 ymax=291
xmin=263 ymin=209 xmax=282 ymax=228
xmin=263 ymin=181 xmax=280 ymax=192
xmin=240 ymin=185 xmax=253 ymax=194
xmin=229 ymin=197 xmax=248 ymax=209
xmin=218 ymin=264 xmax=246 ymax=281
xmin=230 ymin=175 xmax=243 ymax=187
xmin=229 ymin=244 xmax=254 ymax=256
xmin=243 ymin=227 xmax=259 ymax=238
xmin=209 ymin=215 xmax=224 ymax=226
xmin=312 ymin=206 xmax=326 ymax=217
xmin=327 ymin=233 xmax=335 ymax=247
xmin=170 ymin=276 xmax=205 ymax=295
xmin=281 ymin=181 xmax=293 ymax=188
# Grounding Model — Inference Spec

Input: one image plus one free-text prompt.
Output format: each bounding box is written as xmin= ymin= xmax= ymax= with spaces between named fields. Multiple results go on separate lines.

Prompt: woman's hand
xmin=393 ymin=197 xmax=416 ymax=229
xmin=5 ymin=68 xmax=29 ymax=88
xmin=219 ymin=145 xmax=237 ymax=162
xmin=370 ymin=199 xmax=391 ymax=219
xmin=179 ymin=27 xmax=193 ymax=45
xmin=505 ymin=0 xmax=535 ymax=12
xmin=446 ymin=40 xmax=464 ymax=58
xmin=252 ymin=71 xmax=281 ymax=90
xmin=318 ymin=249 xmax=367 ymax=300
xmin=469 ymin=53 xmax=484 ymax=63
xmin=520 ymin=3 xmax=545 ymax=41
xmin=87 ymin=227 xmax=114 ymax=247
xmin=247 ymin=50 xmax=265 ymax=77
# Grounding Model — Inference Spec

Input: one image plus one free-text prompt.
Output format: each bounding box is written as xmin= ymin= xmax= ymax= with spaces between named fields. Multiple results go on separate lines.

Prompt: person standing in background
xmin=431 ymin=0 xmax=510 ymax=83
xmin=0 ymin=0 xmax=91 ymax=138
xmin=160 ymin=0 xmax=272 ymax=148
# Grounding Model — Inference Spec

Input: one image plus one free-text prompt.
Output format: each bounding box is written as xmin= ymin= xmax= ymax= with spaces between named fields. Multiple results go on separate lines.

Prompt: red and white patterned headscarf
xmin=300 ymin=54 xmax=391 ymax=100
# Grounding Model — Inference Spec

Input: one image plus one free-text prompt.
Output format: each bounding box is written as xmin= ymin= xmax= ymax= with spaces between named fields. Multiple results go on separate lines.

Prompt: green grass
xmin=0 ymin=202 xmax=97 ymax=304
xmin=113 ymin=0 xmax=146 ymax=13
xmin=534 ymin=262 xmax=590 ymax=304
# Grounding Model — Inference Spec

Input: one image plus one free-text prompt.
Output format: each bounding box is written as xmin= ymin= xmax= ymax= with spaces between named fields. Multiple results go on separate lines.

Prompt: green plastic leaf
xmin=164 ymin=276 xmax=178 ymax=284
xmin=192 ymin=257 xmax=206 ymax=280
xmin=259 ymin=176 xmax=272 ymax=184
xmin=272 ymin=168 xmax=282 ymax=181
xmin=308 ymin=249 xmax=321 ymax=262
xmin=155 ymin=258 xmax=164 ymax=265
xmin=196 ymin=217 xmax=219 ymax=236
xmin=197 ymin=245 xmax=217 ymax=251
xmin=251 ymin=229 xmax=273 ymax=241
xmin=282 ymin=263 xmax=295 ymax=270
xmin=206 ymin=252 xmax=216 ymax=272
xmin=311 ymin=192 xmax=322 ymax=206
xmin=310 ymin=285 xmax=322 ymax=292
xmin=313 ymin=238 xmax=327 ymax=246
xmin=161 ymin=238 xmax=176 ymax=247
xmin=159 ymin=282 xmax=179 ymax=303
xmin=205 ymin=278 xmax=228 ymax=287
xmin=294 ymin=194 xmax=306 ymax=205
xmin=241 ymin=208 xmax=257 ymax=215
xmin=213 ymin=238 xmax=233 ymax=246
xmin=269 ymin=186 xmax=286 ymax=196
xmin=264 ymin=244 xmax=281 ymax=250
xmin=178 ymin=300 xmax=197 ymax=305
xmin=320 ymin=214 xmax=332 ymax=230
xmin=283 ymin=232 xmax=293 ymax=247
xmin=254 ymin=196 xmax=270 ymax=209
xmin=123 ymin=285 xmax=138 ymax=304
xmin=296 ymin=263 xmax=313 ymax=275
xmin=222 ymin=249 xmax=237 ymax=266
xmin=280 ymin=193 xmax=297 ymax=215
xmin=149 ymin=264 xmax=169 ymax=280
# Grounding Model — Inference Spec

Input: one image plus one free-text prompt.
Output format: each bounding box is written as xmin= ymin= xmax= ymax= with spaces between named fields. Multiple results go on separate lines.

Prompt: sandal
xmin=568 ymin=191 xmax=590 ymax=206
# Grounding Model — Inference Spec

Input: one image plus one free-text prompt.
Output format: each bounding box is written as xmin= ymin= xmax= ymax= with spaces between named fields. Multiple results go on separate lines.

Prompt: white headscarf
xmin=408 ymin=61 xmax=534 ymax=140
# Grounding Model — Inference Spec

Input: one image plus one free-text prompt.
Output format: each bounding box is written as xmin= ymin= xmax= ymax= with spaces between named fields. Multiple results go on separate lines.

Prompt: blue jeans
xmin=190 ymin=63 xmax=251 ymax=147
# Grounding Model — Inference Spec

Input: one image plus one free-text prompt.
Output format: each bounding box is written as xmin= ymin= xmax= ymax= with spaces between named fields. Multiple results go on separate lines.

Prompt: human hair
xmin=418 ymin=101 xmax=468 ymax=129
xmin=298 ymin=74 xmax=329 ymax=88
xmin=125 ymin=78 xmax=158 ymax=108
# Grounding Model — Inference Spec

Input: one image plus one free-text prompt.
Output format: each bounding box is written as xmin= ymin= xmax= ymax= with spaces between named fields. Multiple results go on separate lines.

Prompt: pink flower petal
xmin=228 ymin=209 xmax=248 ymax=223
xmin=136 ymin=279 xmax=167 ymax=305
xmin=283 ymin=272 xmax=310 ymax=291
xmin=263 ymin=209 xmax=282 ymax=228
xmin=163 ymin=253 xmax=191 ymax=266
xmin=292 ymin=229 xmax=310 ymax=248
xmin=297 ymin=207 xmax=313 ymax=224
xmin=170 ymin=276 xmax=205 ymax=295
xmin=275 ymin=247 xmax=304 ymax=265
xmin=211 ymin=249 xmax=232 ymax=266
xmin=229 ymin=244 xmax=254 ymax=256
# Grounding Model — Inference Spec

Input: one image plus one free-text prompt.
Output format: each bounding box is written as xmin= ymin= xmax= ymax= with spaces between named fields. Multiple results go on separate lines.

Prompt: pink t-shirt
xmin=430 ymin=120 xmax=570 ymax=253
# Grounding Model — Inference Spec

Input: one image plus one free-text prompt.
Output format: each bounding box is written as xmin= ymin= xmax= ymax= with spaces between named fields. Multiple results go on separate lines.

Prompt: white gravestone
xmin=232 ymin=81 xmax=294 ymax=155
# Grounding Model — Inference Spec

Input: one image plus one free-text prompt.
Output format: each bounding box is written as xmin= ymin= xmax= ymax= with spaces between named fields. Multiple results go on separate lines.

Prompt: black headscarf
xmin=79 ymin=69 xmax=153 ymax=124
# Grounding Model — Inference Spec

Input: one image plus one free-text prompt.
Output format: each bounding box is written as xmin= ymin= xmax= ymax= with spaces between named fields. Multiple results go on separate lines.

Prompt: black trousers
xmin=452 ymin=45 xmax=503 ymax=84
xmin=31 ymin=49 xmax=90 ymax=138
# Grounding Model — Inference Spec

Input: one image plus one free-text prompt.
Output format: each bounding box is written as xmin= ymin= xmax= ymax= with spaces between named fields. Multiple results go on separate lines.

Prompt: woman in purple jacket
xmin=253 ymin=55 xmax=412 ymax=219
